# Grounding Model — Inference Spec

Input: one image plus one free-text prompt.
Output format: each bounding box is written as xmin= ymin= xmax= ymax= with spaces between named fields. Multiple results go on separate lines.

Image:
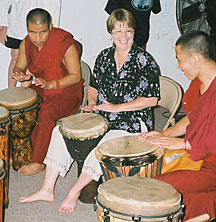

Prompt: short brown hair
xmin=106 ymin=8 xmax=136 ymax=34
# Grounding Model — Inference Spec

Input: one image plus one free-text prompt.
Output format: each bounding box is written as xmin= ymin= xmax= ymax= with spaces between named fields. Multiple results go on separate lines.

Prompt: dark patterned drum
xmin=0 ymin=158 xmax=5 ymax=222
xmin=59 ymin=112 xmax=109 ymax=203
xmin=96 ymin=136 xmax=164 ymax=180
xmin=0 ymin=106 xmax=10 ymax=209
xmin=96 ymin=177 xmax=184 ymax=222
xmin=0 ymin=87 xmax=40 ymax=170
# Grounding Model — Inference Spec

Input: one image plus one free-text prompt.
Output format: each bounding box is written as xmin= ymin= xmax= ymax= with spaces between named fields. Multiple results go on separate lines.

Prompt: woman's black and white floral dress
xmin=90 ymin=43 xmax=160 ymax=133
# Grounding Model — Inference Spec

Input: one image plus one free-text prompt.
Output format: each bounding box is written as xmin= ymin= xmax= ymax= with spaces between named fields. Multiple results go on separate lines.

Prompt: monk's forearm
xmin=59 ymin=73 xmax=81 ymax=88
xmin=13 ymin=66 xmax=26 ymax=74
xmin=163 ymin=115 xmax=189 ymax=137
xmin=48 ymin=73 xmax=81 ymax=89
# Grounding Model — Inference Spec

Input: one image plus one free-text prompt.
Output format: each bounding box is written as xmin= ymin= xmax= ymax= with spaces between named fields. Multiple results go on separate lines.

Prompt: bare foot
xmin=58 ymin=191 xmax=80 ymax=213
xmin=19 ymin=190 xmax=54 ymax=203
xmin=18 ymin=163 xmax=45 ymax=176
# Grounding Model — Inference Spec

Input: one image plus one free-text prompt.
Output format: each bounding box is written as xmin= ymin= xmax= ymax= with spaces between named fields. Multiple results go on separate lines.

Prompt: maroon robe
xmin=25 ymin=27 xmax=84 ymax=163
xmin=156 ymin=77 xmax=216 ymax=220
xmin=182 ymin=78 xmax=201 ymax=113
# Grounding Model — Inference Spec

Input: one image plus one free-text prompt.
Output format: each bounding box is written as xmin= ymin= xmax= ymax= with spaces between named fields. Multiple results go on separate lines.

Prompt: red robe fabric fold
xmin=182 ymin=78 xmax=201 ymax=113
xmin=185 ymin=77 xmax=216 ymax=161
xmin=25 ymin=27 xmax=84 ymax=163
xmin=156 ymin=77 xmax=216 ymax=220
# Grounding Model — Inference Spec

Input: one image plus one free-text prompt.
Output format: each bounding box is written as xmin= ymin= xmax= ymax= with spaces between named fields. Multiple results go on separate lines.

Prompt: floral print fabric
xmin=90 ymin=43 xmax=160 ymax=133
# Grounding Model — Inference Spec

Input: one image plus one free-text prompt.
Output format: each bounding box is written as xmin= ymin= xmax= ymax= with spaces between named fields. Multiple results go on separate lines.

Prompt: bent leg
xmin=156 ymin=162 xmax=216 ymax=220
xmin=183 ymin=191 xmax=216 ymax=221
xmin=44 ymin=125 xmax=74 ymax=177
xmin=59 ymin=172 xmax=92 ymax=213
xmin=156 ymin=162 xmax=216 ymax=194
xmin=20 ymin=165 xmax=59 ymax=203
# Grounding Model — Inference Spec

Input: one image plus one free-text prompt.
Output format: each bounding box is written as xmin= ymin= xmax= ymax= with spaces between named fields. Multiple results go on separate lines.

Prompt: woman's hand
xmin=95 ymin=100 xmax=120 ymax=112
xmin=82 ymin=104 xmax=96 ymax=112
xmin=150 ymin=136 xmax=185 ymax=150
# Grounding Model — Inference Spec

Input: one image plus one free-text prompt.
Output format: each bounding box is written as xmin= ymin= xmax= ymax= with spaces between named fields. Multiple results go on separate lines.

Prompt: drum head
xmin=0 ymin=87 xmax=37 ymax=109
xmin=97 ymin=136 xmax=164 ymax=158
xmin=97 ymin=177 xmax=181 ymax=218
xmin=59 ymin=113 xmax=109 ymax=140
xmin=0 ymin=106 xmax=10 ymax=124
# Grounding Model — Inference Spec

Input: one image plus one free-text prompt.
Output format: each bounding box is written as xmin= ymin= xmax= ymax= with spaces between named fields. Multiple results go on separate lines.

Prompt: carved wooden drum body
xmin=0 ymin=158 xmax=5 ymax=222
xmin=0 ymin=87 xmax=40 ymax=170
xmin=0 ymin=106 xmax=10 ymax=208
xmin=96 ymin=136 xmax=164 ymax=180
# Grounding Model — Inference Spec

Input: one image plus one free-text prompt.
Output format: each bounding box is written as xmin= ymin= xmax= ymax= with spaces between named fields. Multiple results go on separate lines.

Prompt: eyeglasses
xmin=111 ymin=29 xmax=135 ymax=37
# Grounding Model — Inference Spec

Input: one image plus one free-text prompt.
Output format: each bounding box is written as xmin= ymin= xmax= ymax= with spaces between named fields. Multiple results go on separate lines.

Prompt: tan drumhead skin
xmin=0 ymin=106 xmax=10 ymax=124
xmin=59 ymin=113 xmax=109 ymax=140
xmin=97 ymin=136 xmax=164 ymax=158
xmin=97 ymin=177 xmax=181 ymax=217
xmin=0 ymin=87 xmax=37 ymax=110
xmin=0 ymin=158 xmax=4 ymax=171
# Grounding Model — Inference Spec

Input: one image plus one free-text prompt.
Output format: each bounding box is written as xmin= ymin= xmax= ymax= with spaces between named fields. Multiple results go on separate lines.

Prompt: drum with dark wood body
xmin=96 ymin=136 xmax=164 ymax=180
xmin=0 ymin=87 xmax=40 ymax=170
xmin=59 ymin=112 xmax=109 ymax=203
xmin=96 ymin=177 xmax=184 ymax=221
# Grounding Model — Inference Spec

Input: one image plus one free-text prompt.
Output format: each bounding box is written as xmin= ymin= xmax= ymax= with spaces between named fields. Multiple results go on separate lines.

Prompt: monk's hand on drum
xmin=150 ymin=137 xmax=185 ymax=150
xmin=12 ymin=71 xmax=32 ymax=82
xmin=139 ymin=131 xmax=163 ymax=140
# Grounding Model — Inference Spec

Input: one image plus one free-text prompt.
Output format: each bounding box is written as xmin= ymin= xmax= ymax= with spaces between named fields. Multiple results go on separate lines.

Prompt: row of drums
xmin=0 ymin=87 xmax=40 ymax=222
xmin=0 ymin=86 xmax=185 ymax=221
xmin=59 ymin=113 xmax=185 ymax=221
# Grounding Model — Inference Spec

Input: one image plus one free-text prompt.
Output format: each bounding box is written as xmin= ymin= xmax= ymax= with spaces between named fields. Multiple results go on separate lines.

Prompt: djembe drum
xmin=0 ymin=87 xmax=40 ymax=170
xmin=96 ymin=136 xmax=164 ymax=180
xmin=59 ymin=112 xmax=109 ymax=203
xmin=0 ymin=106 xmax=10 ymax=209
xmin=96 ymin=177 xmax=184 ymax=222
xmin=0 ymin=158 xmax=5 ymax=222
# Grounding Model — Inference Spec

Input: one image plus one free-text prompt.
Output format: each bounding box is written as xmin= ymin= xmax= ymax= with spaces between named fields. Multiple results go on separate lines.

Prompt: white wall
xmin=148 ymin=0 xmax=189 ymax=90
xmin=0 ymin=0 xmax=190 ymax=91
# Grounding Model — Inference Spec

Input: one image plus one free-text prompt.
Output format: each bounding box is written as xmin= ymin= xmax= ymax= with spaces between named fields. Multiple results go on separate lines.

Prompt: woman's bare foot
xmin=58 ymin=191 xmax=80 ymax=213
xmin=19 ymin=189 xmax=54 ymax=203
xmin=18 ymin=163 xmax=45 ymax=176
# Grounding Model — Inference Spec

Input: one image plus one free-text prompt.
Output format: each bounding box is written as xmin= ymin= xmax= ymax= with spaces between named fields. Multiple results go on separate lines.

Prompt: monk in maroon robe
xmin=139 ymin=30 xmax=216 ymax=220
xmin=13 ymin=8 xmax=84 ymax=175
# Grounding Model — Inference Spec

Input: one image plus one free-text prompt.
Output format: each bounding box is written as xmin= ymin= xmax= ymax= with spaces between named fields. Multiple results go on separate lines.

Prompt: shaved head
xmin=176 ymin=30 xmax=216 ymax=61
xmin=26 ymin=8 xmax=52 ymax=28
